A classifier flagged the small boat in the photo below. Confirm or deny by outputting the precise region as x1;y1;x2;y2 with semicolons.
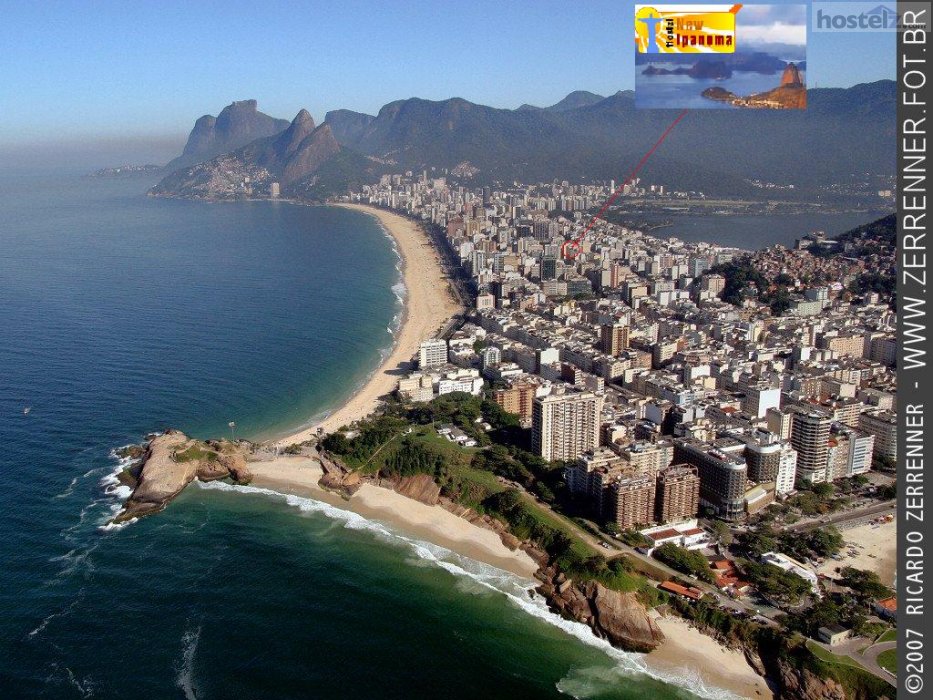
23;407;31;415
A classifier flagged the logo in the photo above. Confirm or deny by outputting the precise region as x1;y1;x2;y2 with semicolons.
635;4;742;54
812;2;930;32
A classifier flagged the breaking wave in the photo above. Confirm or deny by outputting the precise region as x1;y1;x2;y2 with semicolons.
195;480;739;699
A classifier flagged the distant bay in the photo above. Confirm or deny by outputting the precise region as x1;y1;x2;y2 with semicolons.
638;209;891;250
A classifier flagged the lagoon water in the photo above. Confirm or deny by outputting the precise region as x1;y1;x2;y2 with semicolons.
0;174;712;699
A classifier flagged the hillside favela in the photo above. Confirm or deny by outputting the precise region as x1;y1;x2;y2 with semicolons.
1;3;905;700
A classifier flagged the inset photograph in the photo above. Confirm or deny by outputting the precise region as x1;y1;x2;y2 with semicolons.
635;4;807;109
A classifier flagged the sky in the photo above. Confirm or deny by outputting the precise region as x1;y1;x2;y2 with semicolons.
738;3;807;47
0;0;895;157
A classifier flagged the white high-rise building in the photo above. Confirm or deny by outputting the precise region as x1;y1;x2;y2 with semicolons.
532;391;603;462
741;381;781;419
791;409;832;484
418;339;448;369
776;446;798;495
481;345;501;369
846;431;875;477
858;410;897;461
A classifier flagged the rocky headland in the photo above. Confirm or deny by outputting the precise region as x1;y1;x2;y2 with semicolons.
702;63;806;110
536;566;665;652
313;450;662;652
112;430;253;523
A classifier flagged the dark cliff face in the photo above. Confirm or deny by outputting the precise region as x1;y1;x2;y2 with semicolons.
182;115;218;158
281;124;341;185
165;100;291;172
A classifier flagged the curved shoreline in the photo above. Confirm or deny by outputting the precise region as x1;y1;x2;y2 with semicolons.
275;203;462;445
255;202;768;698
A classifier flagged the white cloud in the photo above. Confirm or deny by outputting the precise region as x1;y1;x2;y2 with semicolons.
741;21;807;46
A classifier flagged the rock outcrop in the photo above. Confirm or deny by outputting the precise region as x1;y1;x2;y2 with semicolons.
318;451;362;497
393;474;441;505
774;657;848;700
165;100;291;172
536;567;664;652
112;431;253;523
781;62;804;87
114;431;196;522
151;109;342;199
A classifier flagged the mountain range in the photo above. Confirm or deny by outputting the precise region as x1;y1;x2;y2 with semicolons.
151;81;896;200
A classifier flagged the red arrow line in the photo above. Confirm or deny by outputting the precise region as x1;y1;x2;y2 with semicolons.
561;108;689;260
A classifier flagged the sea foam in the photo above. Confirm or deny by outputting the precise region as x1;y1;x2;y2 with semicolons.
175;621;202;700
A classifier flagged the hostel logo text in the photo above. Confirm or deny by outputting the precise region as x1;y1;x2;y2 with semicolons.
635;4;743;54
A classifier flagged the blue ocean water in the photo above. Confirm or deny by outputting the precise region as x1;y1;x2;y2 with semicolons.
0;174;707;699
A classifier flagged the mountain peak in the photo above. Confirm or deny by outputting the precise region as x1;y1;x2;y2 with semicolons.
166;99;291;173
275;110;317;158
545;90;606;112
293;108;315;126
225;99;258;112
781;63;803;87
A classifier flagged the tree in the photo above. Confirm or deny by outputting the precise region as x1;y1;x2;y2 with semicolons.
321;431;350;454
743;561;811;605
807;527;844;557
709;520;734;546
738;529;778;558
839;567;892;599
654;543;715;583
876;483;896;500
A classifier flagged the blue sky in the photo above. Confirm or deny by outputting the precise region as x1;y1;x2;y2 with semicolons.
0;0;894;148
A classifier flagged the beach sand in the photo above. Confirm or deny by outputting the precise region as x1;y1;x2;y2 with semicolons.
277;203;462;444
248;457;538;579
250;205;767;697
649;615;774;699
816;520;896;586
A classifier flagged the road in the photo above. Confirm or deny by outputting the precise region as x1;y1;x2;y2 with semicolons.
783;501;895;533
813;637;896;687
859;640;897;684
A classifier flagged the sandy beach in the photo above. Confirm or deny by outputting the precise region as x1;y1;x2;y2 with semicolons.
277;203;462;444
247;205;770;697
247;456;538;579
649;615;774;699
816;520;896;586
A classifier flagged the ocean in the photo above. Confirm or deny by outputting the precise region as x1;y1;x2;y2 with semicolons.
2;174;882;698
0;173;713;699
